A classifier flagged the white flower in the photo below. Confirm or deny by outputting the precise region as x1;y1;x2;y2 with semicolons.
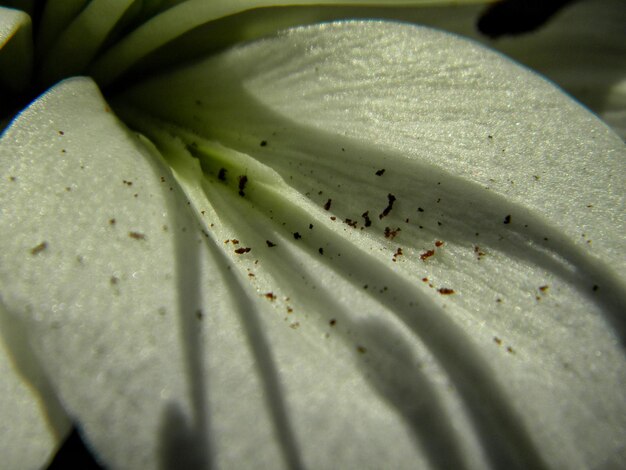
1;1;624;469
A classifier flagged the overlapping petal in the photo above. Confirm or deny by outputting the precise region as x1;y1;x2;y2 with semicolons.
1;9;625;470
38;0;138;86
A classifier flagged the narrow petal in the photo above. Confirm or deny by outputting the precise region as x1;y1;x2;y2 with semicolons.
39;0;138;87
119;21;626;468
35;0;88;61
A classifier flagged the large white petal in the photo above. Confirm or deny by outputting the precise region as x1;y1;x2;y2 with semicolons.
2;20;625;470
118;21;626;468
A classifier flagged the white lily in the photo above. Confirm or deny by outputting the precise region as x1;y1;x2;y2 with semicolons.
1;1;624;469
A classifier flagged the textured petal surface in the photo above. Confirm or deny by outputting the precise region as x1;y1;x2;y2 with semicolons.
120;0;626;139
88;0;490;86
471;0;626;139
119;21;626;468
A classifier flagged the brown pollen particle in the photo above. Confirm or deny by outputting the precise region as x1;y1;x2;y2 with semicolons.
362;211;372;227
438;288;455;295
379;193;396;219
30;242;48;255
129;231;146;240
384;227;401;239
238;175;248;197
234;247;251;254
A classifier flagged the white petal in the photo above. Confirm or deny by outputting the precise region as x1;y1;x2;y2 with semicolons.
118;21;626;468
88;0;490;86
103;0;626;137
0;77;225;468
0;6;32;93
3;77;400;469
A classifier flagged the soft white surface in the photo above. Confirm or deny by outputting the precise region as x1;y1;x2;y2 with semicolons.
1;21;625;469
